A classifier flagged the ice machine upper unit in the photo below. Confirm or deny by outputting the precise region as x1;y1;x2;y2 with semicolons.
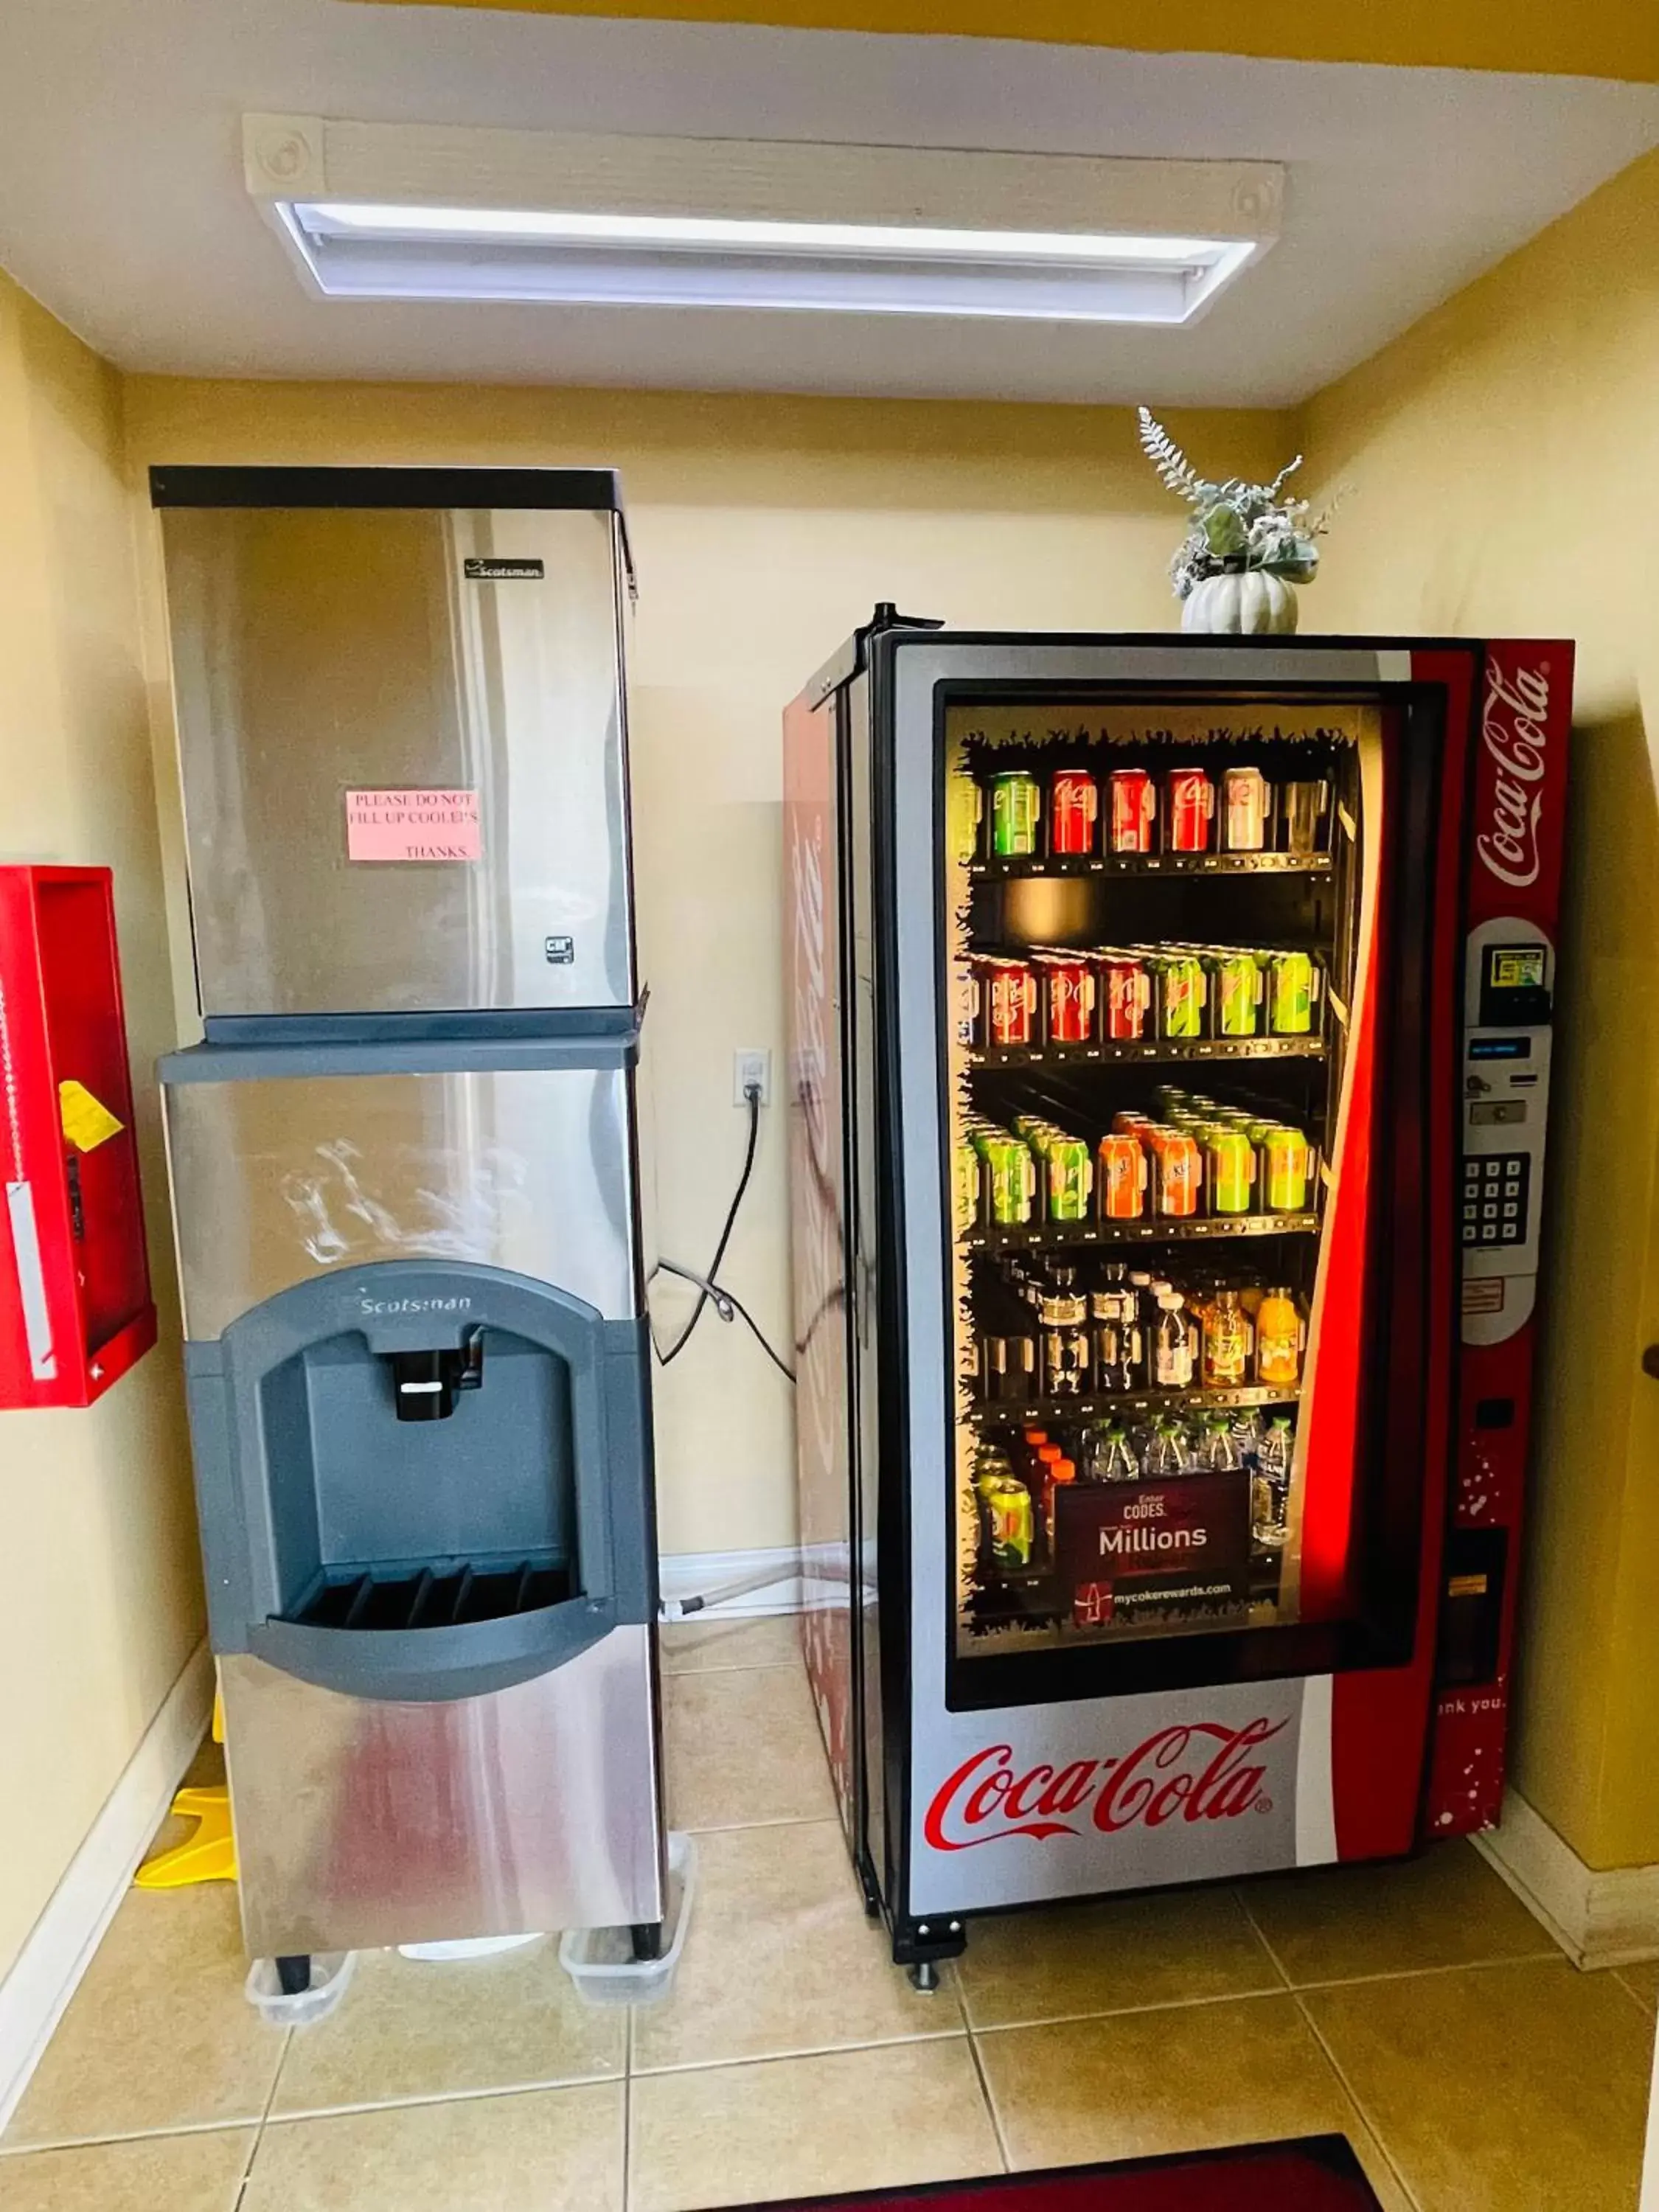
150;466;637;1026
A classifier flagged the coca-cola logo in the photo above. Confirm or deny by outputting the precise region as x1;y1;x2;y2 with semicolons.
923;1717;1288;1852
1477;658;1551;889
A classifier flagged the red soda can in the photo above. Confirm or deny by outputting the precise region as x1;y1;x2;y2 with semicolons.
1164;767;1214;853
985;959;1038;1048
1037;954;1096;1043
1107;768;1157;853
1097;954;1150;1040
1048;769;1098;856
1220;765;1270;852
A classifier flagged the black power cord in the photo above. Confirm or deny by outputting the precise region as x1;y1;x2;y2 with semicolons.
652;1085;795;1382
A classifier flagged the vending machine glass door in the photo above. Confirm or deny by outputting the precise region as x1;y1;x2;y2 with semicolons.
879;642;1465;1715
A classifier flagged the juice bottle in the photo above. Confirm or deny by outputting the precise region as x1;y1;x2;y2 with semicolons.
1256;1287;1304;1387
1200;1289;1253;1388
1044;1456;1077;1548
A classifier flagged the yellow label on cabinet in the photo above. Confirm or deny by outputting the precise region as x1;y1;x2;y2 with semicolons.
59;1079;124;1154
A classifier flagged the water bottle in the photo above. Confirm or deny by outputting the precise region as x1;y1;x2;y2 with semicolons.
1194;1414;1242;1473
1252;1414;1294;1548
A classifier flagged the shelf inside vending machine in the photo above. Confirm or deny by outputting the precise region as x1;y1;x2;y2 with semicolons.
971;850;1335;881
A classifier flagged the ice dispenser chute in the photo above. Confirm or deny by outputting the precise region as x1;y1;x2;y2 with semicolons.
183;1262;654;1706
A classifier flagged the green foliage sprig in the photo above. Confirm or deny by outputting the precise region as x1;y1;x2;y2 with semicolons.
1138;408;1342;602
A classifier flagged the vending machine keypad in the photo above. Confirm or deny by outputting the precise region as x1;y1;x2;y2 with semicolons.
1461;1154;1531;1247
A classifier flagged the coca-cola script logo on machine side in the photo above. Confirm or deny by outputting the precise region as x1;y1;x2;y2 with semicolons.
923;1719;1289;1852
1476;658;1552;891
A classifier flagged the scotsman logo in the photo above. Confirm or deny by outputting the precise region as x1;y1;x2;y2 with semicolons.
1476;658;1551;889
358;1295;473;1316
923;1718;1289;1852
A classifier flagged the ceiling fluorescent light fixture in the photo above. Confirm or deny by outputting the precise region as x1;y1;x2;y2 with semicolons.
246;117;1282;327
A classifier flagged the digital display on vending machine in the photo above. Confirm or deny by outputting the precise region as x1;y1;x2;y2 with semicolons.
1478;941;1551;1027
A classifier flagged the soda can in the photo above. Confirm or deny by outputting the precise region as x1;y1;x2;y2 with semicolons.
1164;767;1214;853
1262;1126;1313;1213
1042;1136;1093;1222
981;1335;1037;1404
1206;1129;1258;1215
955;1141;981;1234
978;1135;1036;1225
1266;950;1320;1034
1097;1132;1147;1220
986;1477;1034;1568
1036;953;1096;1043
1220;765;1271;852
1281;779;1330;855
949;773;984;862
988;771;1042;857
1049;768;1098;856
1107;767;1157;853
1098;953;1150;1040
1156;954;1208;1040
984;959;1039;1047
1209;950;1262;1037
1149;1130;1203;1217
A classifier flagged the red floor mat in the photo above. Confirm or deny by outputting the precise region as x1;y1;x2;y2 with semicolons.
731;2138;1385;2211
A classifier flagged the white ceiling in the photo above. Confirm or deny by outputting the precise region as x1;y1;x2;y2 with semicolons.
2;0;1658;406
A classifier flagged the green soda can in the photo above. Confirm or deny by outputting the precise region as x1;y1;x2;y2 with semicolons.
1043;1136;1094;1222
955;1141;982;1234
1211;950;1262;1038
988;771;1042;858
1207;1129;1258;1215
1263;1126;1312;1212
1157;954;1208;1040
1266;950;1319;1034
978;1135;1036;1225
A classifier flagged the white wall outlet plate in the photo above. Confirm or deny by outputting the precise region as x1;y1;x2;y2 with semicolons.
733;1049;771;1107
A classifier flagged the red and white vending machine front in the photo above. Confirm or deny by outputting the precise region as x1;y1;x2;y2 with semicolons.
785;623;1570;1978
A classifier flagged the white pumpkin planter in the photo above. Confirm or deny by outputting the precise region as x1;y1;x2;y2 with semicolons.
1181;571;1299;636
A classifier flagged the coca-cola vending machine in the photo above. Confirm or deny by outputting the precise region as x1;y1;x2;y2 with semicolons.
784;613;1568;1982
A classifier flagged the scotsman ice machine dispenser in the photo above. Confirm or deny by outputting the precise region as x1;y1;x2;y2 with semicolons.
152;467;664;1969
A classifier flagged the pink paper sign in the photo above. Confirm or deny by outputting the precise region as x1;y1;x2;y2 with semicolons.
345;789;483;864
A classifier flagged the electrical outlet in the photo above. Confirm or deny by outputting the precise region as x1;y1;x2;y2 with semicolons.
733;1048;771;1107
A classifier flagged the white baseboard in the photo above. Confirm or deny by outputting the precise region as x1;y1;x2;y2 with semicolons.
658;1547;802;1618
0;1639;215;2132
1474;1787;1659;1970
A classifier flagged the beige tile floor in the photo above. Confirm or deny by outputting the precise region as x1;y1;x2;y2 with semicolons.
2;1619;1655;2211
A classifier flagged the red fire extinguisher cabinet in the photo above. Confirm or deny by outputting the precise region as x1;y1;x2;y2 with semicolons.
0;867;157;1408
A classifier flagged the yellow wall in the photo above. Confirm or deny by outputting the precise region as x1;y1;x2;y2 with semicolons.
1303;147;1659;1871
0;273;204;1978
122;378;1292;1559
348;0;1659;84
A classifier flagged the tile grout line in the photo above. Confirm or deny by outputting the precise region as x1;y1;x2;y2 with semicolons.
255;2067;632;2128
1612;1969;1657;2024
234;2023;293;2209
1279;1950;1562;1994
1290;1989;1425;2212
1231;1883;1293;1990
961;2021;1013;2175
622;2002;634;2212
630;2025;971;2081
